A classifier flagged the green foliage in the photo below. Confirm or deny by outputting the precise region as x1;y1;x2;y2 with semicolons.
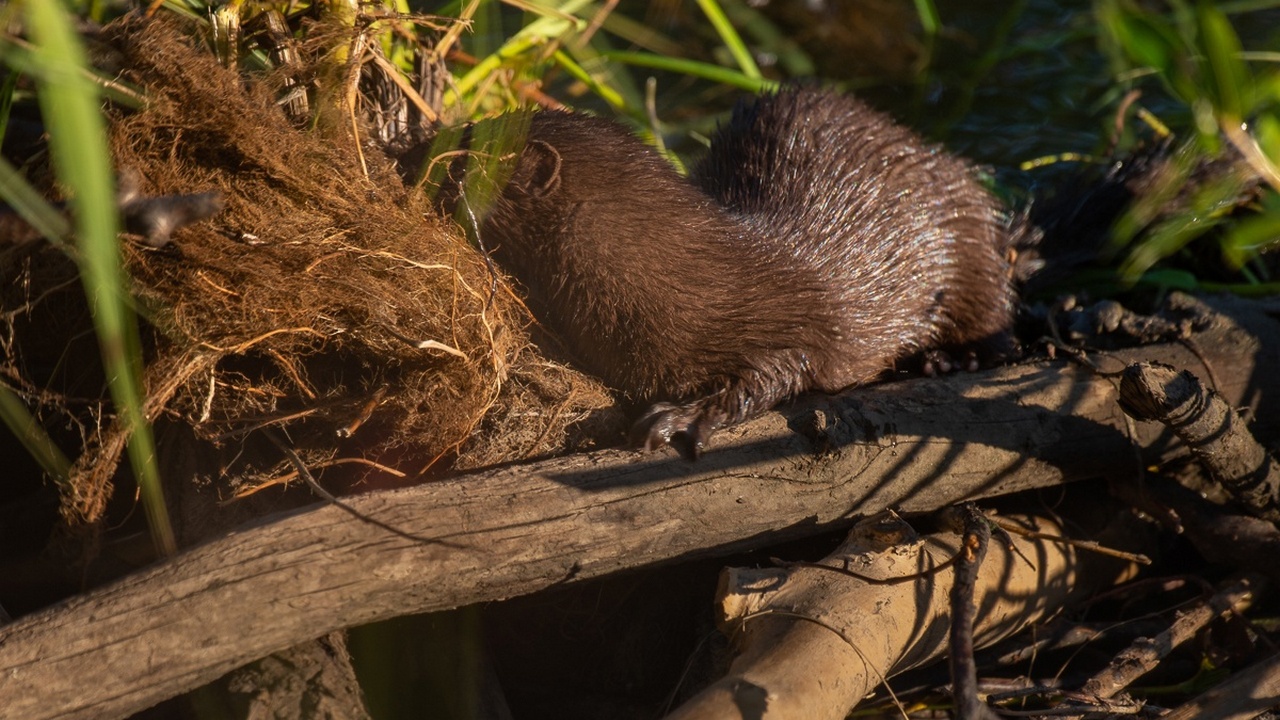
0;384;72;490
691;0;761;80
1096;0;1280;286
449;110;533;233
165;0;780;129
0;155;72;243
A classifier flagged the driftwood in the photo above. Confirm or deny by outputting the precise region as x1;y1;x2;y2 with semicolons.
1;294;1279;720
1119;361;1280;521
665;511;1141;720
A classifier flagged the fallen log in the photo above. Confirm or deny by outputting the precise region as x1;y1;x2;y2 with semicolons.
664;511;1142;720
1;294;1278;720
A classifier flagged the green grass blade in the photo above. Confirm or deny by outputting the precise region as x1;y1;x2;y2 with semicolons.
0;33;147;110
0;383;72;489
601;50;776;92
719;0;814;77
24;0;176;556
451;0;592;100
570;25;647;113
552;49;627;110
0;155;72;245
453;34;542;99
1197;3;1252;118
693;0;760;80
597;11;684;57
913;0;941;34
156;0;210;21
0;69;19;146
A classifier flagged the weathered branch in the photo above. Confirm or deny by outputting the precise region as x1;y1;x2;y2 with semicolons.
947;506;1002;720
1;294;1278;720
1079;575;1260;698
1119;361;1280;521
665;512;1138;720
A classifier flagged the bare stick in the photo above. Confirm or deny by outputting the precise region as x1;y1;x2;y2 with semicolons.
947;505;1000;720
1119;361;1280;522
1079;575;1260;700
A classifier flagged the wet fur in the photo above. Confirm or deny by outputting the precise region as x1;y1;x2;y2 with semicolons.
453;87;1015;456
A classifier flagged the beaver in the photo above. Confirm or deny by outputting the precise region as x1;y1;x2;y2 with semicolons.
438;86;1016;457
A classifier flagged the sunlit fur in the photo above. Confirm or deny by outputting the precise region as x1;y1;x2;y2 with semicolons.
467;86;1015;451
692;86;1014;389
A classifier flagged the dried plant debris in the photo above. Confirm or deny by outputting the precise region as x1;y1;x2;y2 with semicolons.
0;16;613;536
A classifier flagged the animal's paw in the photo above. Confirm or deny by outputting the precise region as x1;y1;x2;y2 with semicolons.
630;402;724;460
920;349;980;376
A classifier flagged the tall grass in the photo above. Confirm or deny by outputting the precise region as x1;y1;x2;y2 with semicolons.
16;0;176;555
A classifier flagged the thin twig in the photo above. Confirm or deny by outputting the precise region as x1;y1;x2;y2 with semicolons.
948;504;1000;720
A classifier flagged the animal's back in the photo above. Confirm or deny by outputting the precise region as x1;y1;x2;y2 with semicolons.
692;86;1015;391
471;111;837;403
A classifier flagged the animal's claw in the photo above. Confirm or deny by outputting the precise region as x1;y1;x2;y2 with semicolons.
631;402;720;460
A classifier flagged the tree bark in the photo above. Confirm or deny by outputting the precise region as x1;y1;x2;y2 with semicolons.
1119;361;1280;521
665;512;1141;720
1;293;1278;720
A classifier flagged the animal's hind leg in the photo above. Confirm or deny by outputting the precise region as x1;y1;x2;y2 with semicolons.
631;356;812;459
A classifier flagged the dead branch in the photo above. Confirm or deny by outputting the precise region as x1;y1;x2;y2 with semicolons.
1119;361;1280;522
1079;575;1260;701
947;505;1002;720
663;512;1137;720
0;294;1278;720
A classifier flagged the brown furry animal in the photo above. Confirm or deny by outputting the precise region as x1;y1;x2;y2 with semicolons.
443;87;1015;457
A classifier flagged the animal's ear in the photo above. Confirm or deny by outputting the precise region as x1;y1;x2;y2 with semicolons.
512;139;561;197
